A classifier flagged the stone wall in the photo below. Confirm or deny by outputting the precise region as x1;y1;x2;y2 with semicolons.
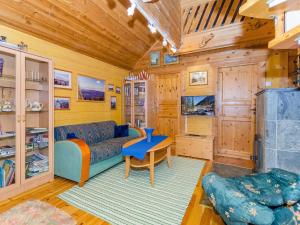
257;88;300;173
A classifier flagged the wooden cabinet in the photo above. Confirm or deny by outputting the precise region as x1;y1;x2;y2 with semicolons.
124;80;148;128
0;46;53;201
175;135;214;160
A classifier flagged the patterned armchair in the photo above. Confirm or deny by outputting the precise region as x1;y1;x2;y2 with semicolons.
202;168;300;225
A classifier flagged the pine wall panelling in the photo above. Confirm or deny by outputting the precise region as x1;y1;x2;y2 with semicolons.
0;25;127;126
134;42;272;158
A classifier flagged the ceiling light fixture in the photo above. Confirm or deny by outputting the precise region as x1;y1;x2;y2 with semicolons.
129;0;177;50
170;45;177;53
162;38;168;47
127;2;136;16
147;23;157;33
295;36;300;46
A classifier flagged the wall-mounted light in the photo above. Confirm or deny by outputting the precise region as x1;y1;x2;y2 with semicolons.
127;2;136;16
148;23;157;33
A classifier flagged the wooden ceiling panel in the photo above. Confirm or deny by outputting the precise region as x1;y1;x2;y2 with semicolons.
135;0;181;48
0;0;157;69
182;0;249;35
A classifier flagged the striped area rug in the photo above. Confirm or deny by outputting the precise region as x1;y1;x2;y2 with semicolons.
59;156;205;225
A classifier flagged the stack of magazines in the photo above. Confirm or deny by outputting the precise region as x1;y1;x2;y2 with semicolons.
26;153;49;178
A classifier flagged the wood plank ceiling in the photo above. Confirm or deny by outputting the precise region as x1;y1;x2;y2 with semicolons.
135;0;181;48
0;0;158;69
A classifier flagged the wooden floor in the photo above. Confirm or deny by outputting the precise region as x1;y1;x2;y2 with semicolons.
0;160;223;225
214;155;254;169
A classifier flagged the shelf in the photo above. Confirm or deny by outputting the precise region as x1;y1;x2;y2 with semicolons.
239;0;300;19
0;76;48;91
0;111;15;114
26;110;48;113
0;76;16;88
0;133;16;139
268;25;300;49
26;130;48;135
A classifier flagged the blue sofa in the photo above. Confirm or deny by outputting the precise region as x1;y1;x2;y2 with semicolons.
203;169;300;225
54;121;142;185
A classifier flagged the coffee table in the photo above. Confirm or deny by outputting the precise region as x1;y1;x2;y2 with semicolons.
123;136;173;186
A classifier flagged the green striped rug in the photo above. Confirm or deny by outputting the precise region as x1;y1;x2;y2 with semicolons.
59;156;205;225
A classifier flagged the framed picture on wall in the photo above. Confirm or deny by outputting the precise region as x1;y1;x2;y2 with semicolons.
54;97;70;110
110;96;117;110
54;69;72;89
164;53;179;65
189;71;208;85
116;86;121;94
77;75;105;102
149;51;160;67
108;84;114;92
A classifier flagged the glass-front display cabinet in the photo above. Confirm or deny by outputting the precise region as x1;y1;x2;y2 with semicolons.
124;80;148;128
0;46;53;201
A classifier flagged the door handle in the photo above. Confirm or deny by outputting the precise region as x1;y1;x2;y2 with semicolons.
17;115;21;123
22;115;26;123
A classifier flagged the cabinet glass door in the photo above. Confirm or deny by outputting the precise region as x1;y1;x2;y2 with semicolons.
23;55;50;180
124;82;132;126
134;82;146;128
0;47;20;189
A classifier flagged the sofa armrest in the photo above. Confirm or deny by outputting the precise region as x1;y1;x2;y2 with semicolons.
54;140;83;183
129;127;145;138
203;173;274;225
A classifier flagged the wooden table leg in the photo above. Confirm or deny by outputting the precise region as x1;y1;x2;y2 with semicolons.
149;151;154;187
125;156;131;179
167;146;172;168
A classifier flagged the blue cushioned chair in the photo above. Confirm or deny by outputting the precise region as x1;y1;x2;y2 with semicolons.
202;168;300;225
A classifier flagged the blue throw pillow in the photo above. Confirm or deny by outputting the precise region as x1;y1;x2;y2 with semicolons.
66;133;78;139
114;125;129;138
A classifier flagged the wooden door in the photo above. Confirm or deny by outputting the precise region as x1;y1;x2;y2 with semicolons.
156;74;180;140
217;65;258;160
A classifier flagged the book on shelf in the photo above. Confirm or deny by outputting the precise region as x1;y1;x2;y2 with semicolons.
0;145;16;157
0;159;15;188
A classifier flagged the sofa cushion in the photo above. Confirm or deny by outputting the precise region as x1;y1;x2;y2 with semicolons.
54;121;116;145
90;136;134;164
94;121;116;142
114;125;129;138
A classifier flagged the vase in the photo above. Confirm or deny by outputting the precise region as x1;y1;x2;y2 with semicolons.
0;58;3;76
144;128;154;143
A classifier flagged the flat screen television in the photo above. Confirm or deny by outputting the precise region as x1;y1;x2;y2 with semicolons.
181;96;215;116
